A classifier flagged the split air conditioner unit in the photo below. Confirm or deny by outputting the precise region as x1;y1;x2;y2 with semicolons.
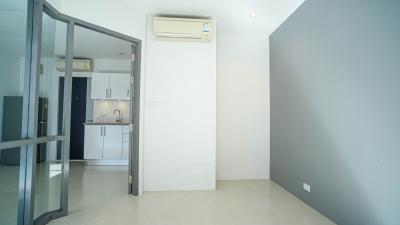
56;59;93;72
153;17;214;43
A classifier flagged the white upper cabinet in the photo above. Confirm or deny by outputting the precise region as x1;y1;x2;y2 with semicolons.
90;73;130;100
91;73;110;99
109;73;130;100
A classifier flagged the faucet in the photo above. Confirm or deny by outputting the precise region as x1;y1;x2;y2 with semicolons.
113;108;121;123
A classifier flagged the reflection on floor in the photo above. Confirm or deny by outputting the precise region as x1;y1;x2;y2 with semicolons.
34;161;62;219
48;162;336;225
0;161;62;225
0;164;19;225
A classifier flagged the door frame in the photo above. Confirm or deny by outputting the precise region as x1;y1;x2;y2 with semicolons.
0;0;142;224
42;0;142;219
41;1;142;224
42;0;142;192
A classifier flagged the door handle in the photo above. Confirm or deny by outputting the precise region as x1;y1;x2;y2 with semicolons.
100;126;103;136
110;89;112;98
127;89;130;97
104;126;106;136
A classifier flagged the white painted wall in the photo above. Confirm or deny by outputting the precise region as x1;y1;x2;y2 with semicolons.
59;1;218;191
216;33;270;180
56;0;303;191
143;16;216;191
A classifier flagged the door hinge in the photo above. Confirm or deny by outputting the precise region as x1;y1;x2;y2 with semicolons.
131;54;135;62
129;124;134;132
128;175;133;184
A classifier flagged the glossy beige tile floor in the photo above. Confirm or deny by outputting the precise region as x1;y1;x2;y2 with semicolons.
49;162;336;225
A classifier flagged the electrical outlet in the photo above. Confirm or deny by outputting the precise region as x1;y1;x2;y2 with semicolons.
303;182;311;193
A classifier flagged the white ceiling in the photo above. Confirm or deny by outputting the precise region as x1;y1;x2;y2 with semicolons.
1;0;304;59
118;0;305;35
64;0;304;59
73;26;132;60
52;23;132;59
65;0;304;59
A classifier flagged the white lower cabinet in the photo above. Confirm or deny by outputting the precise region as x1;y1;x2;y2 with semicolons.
84;125;130;163
122;128;129;160
103;125;123;159
84;125;103;159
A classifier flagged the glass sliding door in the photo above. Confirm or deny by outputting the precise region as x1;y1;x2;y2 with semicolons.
38;13;67;138
0;146;27;225
34;141;64;220
0;0;31;224
1;0;141;224
33;12;67;222
32;7;70;225
1;0;71;224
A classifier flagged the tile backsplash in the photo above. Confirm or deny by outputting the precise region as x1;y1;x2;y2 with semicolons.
93;100;130;123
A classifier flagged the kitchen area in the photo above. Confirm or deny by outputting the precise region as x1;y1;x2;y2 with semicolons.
83;72;131;166
57;24;135;167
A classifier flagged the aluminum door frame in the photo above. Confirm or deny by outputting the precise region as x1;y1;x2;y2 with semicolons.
0;0;142;224
35;1;142;225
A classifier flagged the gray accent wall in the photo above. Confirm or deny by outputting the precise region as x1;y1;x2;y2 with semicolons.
270;1;400;225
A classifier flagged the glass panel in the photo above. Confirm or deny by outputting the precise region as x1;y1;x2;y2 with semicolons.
38;13;67;137
73;25;132;122
34;12;68;221
34;141;63;219
1;0;29;223
0;0;29;143
0;146;25;225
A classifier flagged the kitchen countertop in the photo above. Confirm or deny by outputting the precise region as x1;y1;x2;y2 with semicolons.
84;122;130;126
